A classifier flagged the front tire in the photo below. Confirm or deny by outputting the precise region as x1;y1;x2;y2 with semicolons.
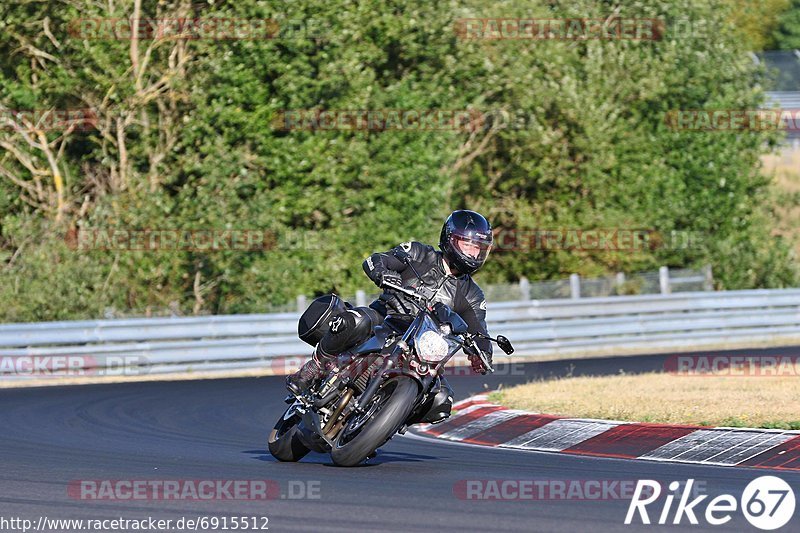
331;376;418;467
268;409;310;462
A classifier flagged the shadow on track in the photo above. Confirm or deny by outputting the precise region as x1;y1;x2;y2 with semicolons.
244;448;437;466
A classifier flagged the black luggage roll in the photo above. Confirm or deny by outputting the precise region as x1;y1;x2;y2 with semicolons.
298;294;348;346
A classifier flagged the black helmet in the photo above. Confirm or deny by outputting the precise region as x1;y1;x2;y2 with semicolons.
439;210;493;275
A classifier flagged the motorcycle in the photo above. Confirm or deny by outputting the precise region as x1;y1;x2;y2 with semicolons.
268;276;515;467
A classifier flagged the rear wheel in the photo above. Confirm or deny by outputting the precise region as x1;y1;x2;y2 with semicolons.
330;376;418;467
268;408;310;462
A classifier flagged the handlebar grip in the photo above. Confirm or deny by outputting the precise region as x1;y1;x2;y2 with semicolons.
477;350;494;374
464;335;494;374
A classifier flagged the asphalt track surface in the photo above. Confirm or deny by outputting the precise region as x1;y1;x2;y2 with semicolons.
2;347;800;532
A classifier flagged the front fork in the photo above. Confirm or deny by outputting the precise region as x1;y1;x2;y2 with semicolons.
352;342;403;413
352;339;430;414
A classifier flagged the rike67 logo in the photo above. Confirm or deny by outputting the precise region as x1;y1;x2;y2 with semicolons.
625;477;795;530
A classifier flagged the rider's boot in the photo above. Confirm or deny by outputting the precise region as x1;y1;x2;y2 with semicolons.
286;346;329;395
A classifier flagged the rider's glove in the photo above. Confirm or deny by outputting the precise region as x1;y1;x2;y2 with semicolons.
380;291;414;315
379;271;403;290
468;353;488;375
464;344;489;375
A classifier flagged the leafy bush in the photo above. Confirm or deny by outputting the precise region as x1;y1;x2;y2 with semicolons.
0;0;795;322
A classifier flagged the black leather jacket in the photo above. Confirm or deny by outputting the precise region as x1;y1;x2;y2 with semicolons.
363;241;492;357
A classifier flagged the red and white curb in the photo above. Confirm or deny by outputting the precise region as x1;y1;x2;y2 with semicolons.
414;394;800;471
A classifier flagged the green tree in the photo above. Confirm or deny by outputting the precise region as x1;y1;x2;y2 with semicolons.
725;0;791;51
0;0;795;322
773;0;800;49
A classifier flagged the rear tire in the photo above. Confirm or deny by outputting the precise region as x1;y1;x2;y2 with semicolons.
268;410;310;462
330;376;418;467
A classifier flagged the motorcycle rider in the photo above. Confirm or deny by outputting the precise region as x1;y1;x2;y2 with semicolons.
286;209;495;395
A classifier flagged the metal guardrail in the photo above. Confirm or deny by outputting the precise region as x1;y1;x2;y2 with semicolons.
98;266;712;318
2;288;800;379
756;50;800;93
764;91;800;144
315;266;711;313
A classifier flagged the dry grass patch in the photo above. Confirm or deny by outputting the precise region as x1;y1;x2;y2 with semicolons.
492;372;800;429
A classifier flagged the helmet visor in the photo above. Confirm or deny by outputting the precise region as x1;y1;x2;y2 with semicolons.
452;234;492;263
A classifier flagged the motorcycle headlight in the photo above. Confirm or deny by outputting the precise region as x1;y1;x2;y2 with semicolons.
416;330;450;363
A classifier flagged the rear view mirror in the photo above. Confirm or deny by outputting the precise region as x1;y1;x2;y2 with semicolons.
496;335;514;355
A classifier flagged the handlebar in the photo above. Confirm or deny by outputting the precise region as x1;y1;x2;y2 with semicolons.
383;280;495;373
381;280;418;299
381;281;435;313
463;335;494;374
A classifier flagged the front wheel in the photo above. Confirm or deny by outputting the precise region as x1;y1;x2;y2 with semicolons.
268;408;310;462
330;376;418;467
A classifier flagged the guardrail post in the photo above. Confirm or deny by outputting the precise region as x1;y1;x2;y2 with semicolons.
703;264;713;291
570;273;581;299
519;277;531;300
296;295;307;313
659;266;671;294
356;290;367;306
